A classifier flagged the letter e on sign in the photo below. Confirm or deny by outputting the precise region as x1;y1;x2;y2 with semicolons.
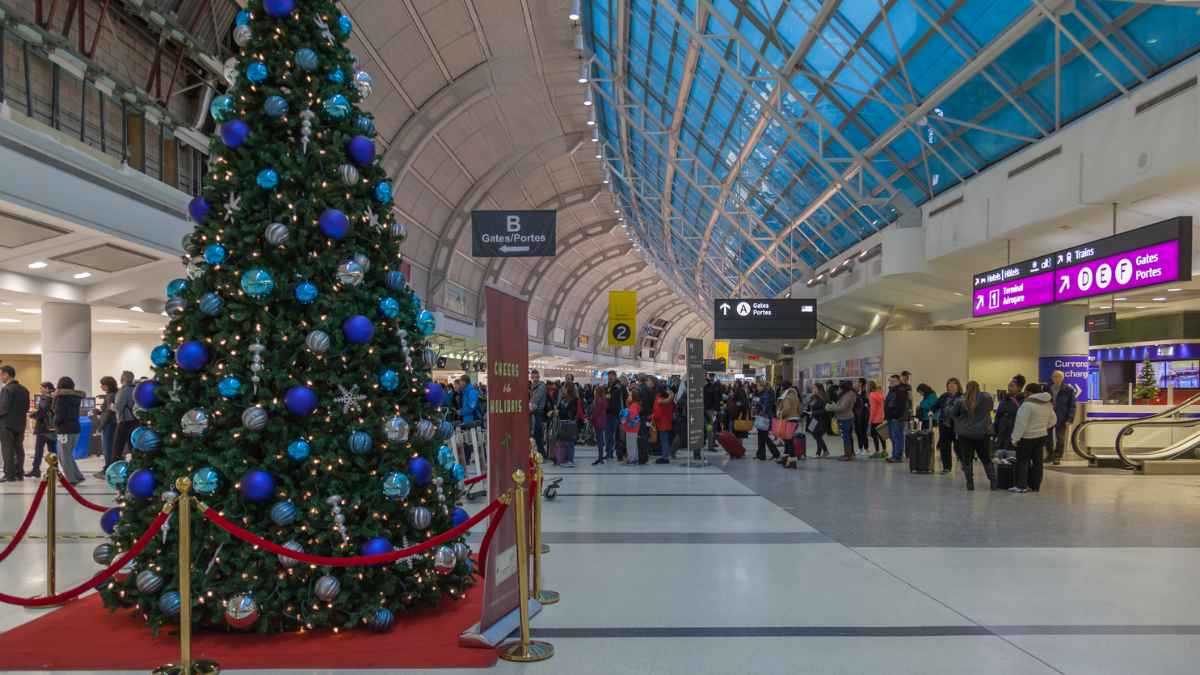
506;215;521;233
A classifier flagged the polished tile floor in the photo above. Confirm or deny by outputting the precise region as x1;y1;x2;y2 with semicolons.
1;444;1199;674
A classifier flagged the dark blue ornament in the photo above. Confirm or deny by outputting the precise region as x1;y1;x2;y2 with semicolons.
295;48;318;72
221;120;250;149
246;61;268;84
360;537;392;561
270;500;298;526
101;507;121;534
294;282;318;304
355;115;375;134
409;457;433;486
264;95;288;118
175;341;209;372
210;94;235;123
319;209;349;240
374;181;392;204
323;94;350;119
378;369;399;391
424;382;444;405
134;380;162;408
235;10;251;26
203;243;227;265
150;344;173;368
199;292;223;317
327;68;345;84
192;467;219;495
131;427;161;453
385;271;406;291
348;430;372;455
263;0;295;18
452;506;469;527
342;315;374;344
284;385;318;416
256;168;279;189
286;439;311;461
127;468;156;499
239;469;275;503
159;591;182;619
166;278;187;298
439;421;455;440
188;196;210;224
337;14;353;36
378;296;400;319
369;608;394;632
240;267;276;298
218;376;243;398
346;135;375;166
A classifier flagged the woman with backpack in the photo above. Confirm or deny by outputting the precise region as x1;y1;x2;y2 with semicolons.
776;381;803;464
951;380;995;491
552;383;584;468
52;377;86;484
932;378;963;475
829;381;858;461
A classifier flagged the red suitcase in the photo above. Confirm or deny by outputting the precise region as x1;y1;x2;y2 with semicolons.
717;431;746;459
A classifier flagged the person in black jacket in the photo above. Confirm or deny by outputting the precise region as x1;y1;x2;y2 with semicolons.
52;377;86;484
884;374;911;463
596;370;626;463
0;366;31;482
637;375;657;464
1046;370;1077;465
703;374;722;450
27;382;57;478
993;378;1024;454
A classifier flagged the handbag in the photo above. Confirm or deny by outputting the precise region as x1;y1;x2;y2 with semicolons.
807;417;821;434
772;418;797;440
733;416;753;433
649;427;659;443
754;415;770;432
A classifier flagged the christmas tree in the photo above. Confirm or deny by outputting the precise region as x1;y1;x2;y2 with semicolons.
100;0;472;634
1135;358;1159;402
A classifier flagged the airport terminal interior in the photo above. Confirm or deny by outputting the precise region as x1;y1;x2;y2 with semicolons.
3;0;1200;673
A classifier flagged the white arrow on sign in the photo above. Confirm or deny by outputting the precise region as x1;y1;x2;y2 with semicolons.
499;245;530;253
1058;275;1070;294
719;302;731;316
975;295;984;310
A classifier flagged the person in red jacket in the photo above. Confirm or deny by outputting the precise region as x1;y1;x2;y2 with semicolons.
651;389;675;465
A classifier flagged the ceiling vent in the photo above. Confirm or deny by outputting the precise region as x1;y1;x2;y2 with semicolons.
1135;76;1197;116
1007;146;1062;180
51;244;158;273
0;212;70;249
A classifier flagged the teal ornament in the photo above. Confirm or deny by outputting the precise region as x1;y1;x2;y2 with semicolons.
437;445;455;469
381;472;411;500
348;430;372;455
105;460;129;489
374;181;392;204
150;344;173;367
203;243;227;265
270;500;298;526
166;278;187;298
355;115;375;134
192;467;219;495
240;267;275;298
378;296;400;318
337;14;353;36
256;168;279;189
246;61;268;84
323;94;349;119
264;95;288;118
417;309;437;336
199;292;223;317
378;369;399;391
210;94;235;123
411;294;423;312
295;48;318;72
327;68;345;84
452;463;466;481
294;282;318;304
385;271;406;291
217;377;243;398
286;439;311;461
131;428;161;453
235;9;251;26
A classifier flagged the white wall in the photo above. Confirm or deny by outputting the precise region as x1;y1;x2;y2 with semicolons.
967;326;1040;395
0;331;158;394
883;330;969;394
793;334;884;384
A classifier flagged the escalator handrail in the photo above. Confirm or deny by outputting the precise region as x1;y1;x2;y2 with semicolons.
1070;391;1200;462
1113;416;1200;468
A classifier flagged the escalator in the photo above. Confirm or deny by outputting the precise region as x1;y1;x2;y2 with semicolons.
1070;392;1200;469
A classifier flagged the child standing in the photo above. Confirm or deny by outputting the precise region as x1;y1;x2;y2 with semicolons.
652;389;675;464
622;393;641;466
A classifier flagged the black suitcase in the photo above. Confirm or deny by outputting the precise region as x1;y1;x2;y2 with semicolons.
994;462;1015;490
906;430;933;473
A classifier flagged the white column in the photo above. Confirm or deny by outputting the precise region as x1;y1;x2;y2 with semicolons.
41;302;92;394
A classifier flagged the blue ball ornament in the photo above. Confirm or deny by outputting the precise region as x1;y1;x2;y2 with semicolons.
385;271;406;291
295;48;318;72
159;591;182;619
318;209;349;240
199;292;223;317
175;341;209;372
284;385;318;416
437;445;455;469
150;344;173;368
270;500;298;526
360;537;392;560
101;507;121;534
327;68;345;84
382;472;411;500
192;467;220;495
240;267;276;298
378;296;400;319
378;369;399;391
188;196;210;224
452;506;469;526
235;9;251;26
294;281;318;304
345;135;375;166
256;168;279;189
452;463;467;482
439;421;454;440
348;430;373;455
323;93;350;119
203;243;227;265
286;439;311;461
217;376;243;398
134;380;161;408
131;427;161;453
417;309;437;336
263;0;295;18
342;315;375;344
337;14;353;36
246;61;268;84
355;115;375;134
210;94;235;123
239;470;275;503
166;278;187;298
424;382;444;405
264;95;288;118
374;181;392;204
369;608;394;633
221;120;250;149
409;457;433;486
105;461;129;489
127;468;156;499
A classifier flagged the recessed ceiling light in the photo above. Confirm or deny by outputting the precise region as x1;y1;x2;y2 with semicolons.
73;272;91;279
1099;305;1111;309
0;302;11;306
1114;297;1127;301
1153;297;1167;302
1000;321;1011;325
1168;288;1183;292
97;319;128;324
1030;322;1039;326
27;261;48;269
16;308;41;314
0;319;21;324
913;303;925;308
129;306;145;313
1135;306;1147;309
953;291;964;296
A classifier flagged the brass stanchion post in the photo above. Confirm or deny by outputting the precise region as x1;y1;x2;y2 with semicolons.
44;454;58;600
154;478;220;675
530;457;558;605
498;470;553;663
530;452;550;555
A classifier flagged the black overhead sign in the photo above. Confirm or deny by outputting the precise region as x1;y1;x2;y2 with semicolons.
713;298;818;340
1084;312;1117;333
471;210;556;258
702;358;727;372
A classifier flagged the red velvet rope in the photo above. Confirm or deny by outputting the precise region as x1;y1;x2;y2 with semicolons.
463;473;487;486
473;499;508;579
57;473;109;512
0;510;169;607
0;480;47;563
201;498;504;567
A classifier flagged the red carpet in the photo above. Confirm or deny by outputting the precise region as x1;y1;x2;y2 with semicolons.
0;592;497;671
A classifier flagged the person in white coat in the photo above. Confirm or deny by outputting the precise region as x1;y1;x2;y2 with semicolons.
1009;382;1057;493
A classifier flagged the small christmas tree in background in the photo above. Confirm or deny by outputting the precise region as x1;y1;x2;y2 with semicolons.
1135;358;1159;402
100;0;472;634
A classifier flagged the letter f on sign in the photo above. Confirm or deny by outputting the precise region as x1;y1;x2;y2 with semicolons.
506;215;521;233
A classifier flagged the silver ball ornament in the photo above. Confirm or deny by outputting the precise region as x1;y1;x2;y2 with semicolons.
233;24;252;48
136;570;165;594
241;406;268;432
389;221;407;240
409;505;432;530
434;545;457;574
383;415;409;442
416;419;436;441
180;408;210;437
165;296;187;318
314;575;341;602
224;593;259;630
277;540;303;567
423;348;437;369
305;330;331;354
186;260;205;280
265;222;289;247
222;57;239;86
353;70;374;98
352;252;371;274
93;543;115;565
336;260;365;287
452;542;471;564
338;164;359;186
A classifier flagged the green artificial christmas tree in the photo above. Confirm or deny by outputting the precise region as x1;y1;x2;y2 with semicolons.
100;0;472;634
1135;358;1160;402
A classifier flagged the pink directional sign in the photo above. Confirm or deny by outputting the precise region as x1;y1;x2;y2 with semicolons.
973;270;1055;317
1054;240;1181;302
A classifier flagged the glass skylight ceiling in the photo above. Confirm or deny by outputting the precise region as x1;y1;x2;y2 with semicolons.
587;0;1200;302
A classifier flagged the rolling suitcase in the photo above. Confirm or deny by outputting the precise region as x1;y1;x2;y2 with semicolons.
717;431;746;459
906;430;933;473
994;462;1015;490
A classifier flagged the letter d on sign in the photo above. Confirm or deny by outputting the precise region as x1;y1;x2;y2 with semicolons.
506;215;521;233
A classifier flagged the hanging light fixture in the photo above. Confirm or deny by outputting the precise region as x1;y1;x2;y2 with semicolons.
578;61;590;84
591;127;600;143
574;25;584;52
569;0;581;21
587;108;596;126
583;88;593;107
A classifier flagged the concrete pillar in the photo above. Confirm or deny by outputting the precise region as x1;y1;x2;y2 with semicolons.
1038;304;1089;398
41;302;92;394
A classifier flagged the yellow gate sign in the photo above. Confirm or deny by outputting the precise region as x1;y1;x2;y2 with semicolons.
607;291;637;346
714;340;729;367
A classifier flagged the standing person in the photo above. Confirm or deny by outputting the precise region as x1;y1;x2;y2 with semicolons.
854;378;870;456
92;376;118;478
830;381;858;461
637;375;657;465
754;378;781;461
52;376;86;485
27;382;57;478
1009;382;1056;493
1047;370;1077;465
529;369;548;458
952;381;996;491
457;375;480;465
651;388;675;464
0;366;31;482
703;374;722;450
915;384;938;431
807;383;830;458
111;371;139;465
868;380;886;457
622;391;641;466
993;379;1024;455
884;374;911;463
932;378;963;475
554;383;583;468
777;381;803;463
602;370;627;462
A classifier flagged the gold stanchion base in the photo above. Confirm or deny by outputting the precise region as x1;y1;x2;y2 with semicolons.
498;640;554;662
152;659;221;675
541;543;550;554
536;589;560;605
